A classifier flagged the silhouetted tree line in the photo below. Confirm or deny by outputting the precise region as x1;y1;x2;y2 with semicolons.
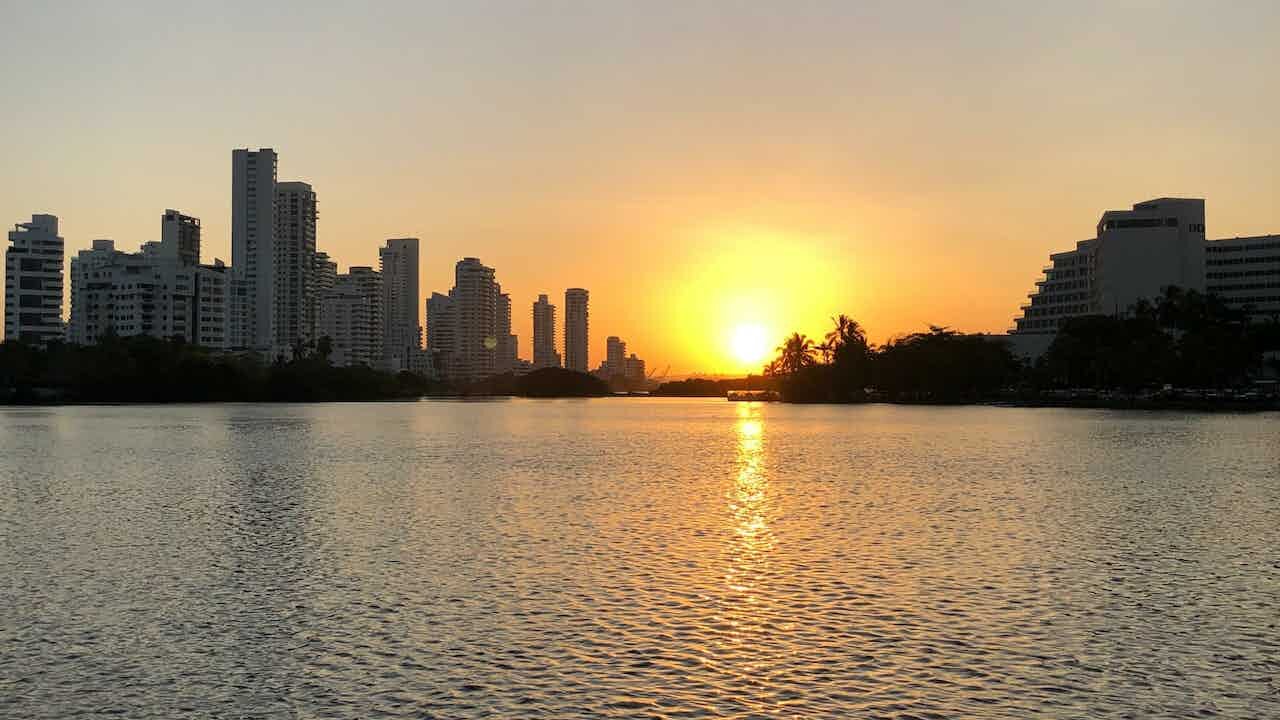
1038;287;1280;390
758;316;1020;403
651;375;775;397
0;334;441;404
663;287;1280;404
459;367;610;397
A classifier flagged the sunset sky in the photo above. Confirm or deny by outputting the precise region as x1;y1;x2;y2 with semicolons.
4;1;1280;374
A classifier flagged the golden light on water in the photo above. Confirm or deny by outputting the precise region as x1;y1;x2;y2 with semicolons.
730;404;773;556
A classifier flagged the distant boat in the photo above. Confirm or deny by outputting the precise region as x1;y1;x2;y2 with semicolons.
727;390;779;402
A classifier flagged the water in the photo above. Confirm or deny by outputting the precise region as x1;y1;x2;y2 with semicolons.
1;399;1277;718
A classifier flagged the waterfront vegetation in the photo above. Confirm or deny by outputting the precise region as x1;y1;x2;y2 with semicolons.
4;288;1278;406
658;287;1280;405
0;335;439;403
459;367;609;397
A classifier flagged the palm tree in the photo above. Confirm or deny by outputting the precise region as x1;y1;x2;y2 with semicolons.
774;333;817;375
825;314;868;359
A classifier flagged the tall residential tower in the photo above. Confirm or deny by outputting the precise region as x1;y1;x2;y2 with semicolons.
232;148;277;352
532;294;560;369
380;238;421;371
564;288;589;372
274;180;317;353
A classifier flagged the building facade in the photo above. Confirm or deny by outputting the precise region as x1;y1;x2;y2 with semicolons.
1013;198;1279;341
161;209;201;267
231;148;277;352
606;336;626;377
564;288;589;372
379;238;421;372
311;251;337;341
426;291;456;377
319;269;381;367
495;289;516;373
532;293;560;369
4;214;64;345
1205;235;1280;320
274;180;316;355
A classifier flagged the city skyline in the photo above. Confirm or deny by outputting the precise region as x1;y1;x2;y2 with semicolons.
4;3;1280;372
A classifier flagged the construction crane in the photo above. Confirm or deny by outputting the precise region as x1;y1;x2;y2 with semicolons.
647;364;671;382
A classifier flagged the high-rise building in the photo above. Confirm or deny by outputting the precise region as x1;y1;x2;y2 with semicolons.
274;181;316;354
495;289;516;373
232;148;277;352
161;210;201;267
319;268;382;367
348;266;383;362
380;238;421;372
606;336;626;377
4;214;64;345
532;293;560;369
425;258;515;383
564;288;589;372
426;291;456;377
311;251;337;341
625;354;646;385
452;258;498;382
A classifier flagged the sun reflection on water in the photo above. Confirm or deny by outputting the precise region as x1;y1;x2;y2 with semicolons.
727;403;775;596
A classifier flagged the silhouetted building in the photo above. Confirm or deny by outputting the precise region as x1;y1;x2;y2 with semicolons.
311;251;337;340
380;238;421;372
532;293;560;369
625;354;646;385
496;289;516;373
161;210;201;267
319;267;382;367
68;237;229;348
426;291;456;377
274;180;316;353
606;336;626;377
5;214;64;345
564;288;588;372
232;147;277;352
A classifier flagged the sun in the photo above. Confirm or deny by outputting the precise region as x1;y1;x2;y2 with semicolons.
729;323;770;366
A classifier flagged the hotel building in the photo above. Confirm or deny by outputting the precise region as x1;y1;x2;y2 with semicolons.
1013;199;1279;348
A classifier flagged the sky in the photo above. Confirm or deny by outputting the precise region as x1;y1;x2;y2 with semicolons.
4;0;1280;374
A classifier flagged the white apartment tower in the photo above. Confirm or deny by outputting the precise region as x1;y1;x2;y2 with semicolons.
380;238;421;371
232;148;277;352
274;181;317;354
532;293;560;369
5;214;64;345
564;288;589;372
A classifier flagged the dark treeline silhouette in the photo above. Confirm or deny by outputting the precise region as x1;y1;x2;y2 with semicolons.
0;334;439;404
759;317;1020;403
667;288;1280;404
651;375;774;397
460;367;609;397
1040;287;1280;390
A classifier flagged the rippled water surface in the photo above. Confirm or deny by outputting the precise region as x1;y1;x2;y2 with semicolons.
1;400;1278;718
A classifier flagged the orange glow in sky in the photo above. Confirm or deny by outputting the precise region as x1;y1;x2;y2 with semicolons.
3;3;1280;373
